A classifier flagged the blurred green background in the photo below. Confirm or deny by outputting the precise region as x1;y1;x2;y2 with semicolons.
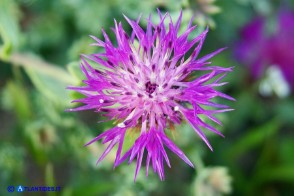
1;0;294;195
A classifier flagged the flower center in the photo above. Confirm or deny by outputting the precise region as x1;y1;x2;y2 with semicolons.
145;81;157;94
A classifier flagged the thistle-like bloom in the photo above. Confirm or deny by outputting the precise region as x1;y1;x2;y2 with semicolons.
68;11;233;180
235;10;294;92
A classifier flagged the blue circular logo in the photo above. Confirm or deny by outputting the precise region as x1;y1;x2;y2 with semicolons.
7;186;14;192
17;185;24;192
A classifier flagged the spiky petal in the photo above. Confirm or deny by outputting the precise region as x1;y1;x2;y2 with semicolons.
67;10;233;180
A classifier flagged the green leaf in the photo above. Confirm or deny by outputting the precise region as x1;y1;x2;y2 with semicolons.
279;137;294;165
0;0;20;60
254;166;294;186
25;66;71;106
228;118;280;158
121;128;140;155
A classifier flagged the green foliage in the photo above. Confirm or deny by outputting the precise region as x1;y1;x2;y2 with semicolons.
0;143;24;182
2;80;32;122
25;66;70;106
0;0;21;59
0;0;294;195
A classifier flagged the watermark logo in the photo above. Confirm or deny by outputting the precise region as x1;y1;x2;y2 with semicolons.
7;185;61;193
17;185;24;192
7;186;14;192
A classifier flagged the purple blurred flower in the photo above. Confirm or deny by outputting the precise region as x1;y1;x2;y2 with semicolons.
68;11;233;180
235;10;294;90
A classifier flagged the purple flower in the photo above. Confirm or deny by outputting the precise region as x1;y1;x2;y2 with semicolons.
235;10;294;90
67;10;233;180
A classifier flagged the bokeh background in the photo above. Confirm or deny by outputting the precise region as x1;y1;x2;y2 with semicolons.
1;0;294;195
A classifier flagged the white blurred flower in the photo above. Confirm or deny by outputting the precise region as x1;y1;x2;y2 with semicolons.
259;65;291;98
193;166;232;196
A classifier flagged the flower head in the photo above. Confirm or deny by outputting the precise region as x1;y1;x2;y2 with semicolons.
235;10;294;93
68;10;233;180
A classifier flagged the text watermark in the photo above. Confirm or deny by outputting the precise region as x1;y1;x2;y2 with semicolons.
7;185;61;193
